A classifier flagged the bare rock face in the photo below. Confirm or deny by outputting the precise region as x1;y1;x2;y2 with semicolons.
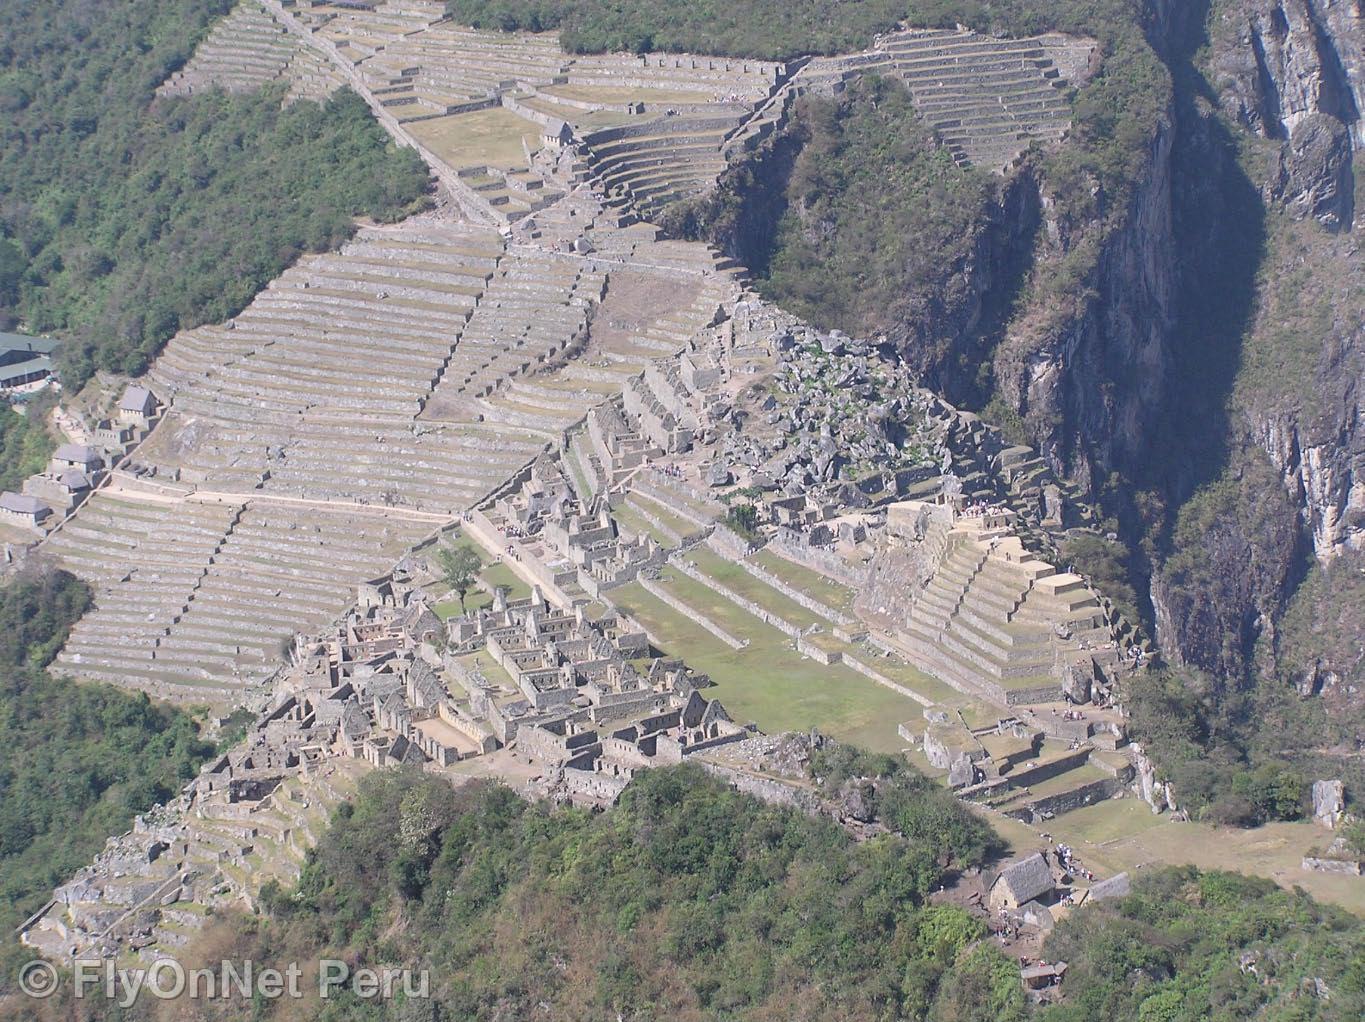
1150;452;1302;683
1212;0;1361;231
1213;0;1365;148
1312;778;1345;827
1266;112;1356;227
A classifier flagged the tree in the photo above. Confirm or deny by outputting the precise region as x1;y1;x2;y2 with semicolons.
726;503;760;539
437;543;482;611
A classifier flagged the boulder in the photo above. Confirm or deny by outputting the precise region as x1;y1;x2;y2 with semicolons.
1312;778;1345;828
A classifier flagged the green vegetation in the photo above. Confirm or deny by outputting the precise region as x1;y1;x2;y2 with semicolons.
758;77;996;349
448;0;912;59
436;541;483;612
87;759;1365;1021
1126;669;1313;827
433;534;531;617
0;0;431;389
751;548;855;611
1041;867;1365;1022
723;502;761;543
611;574;932;751
175;761;1006;1019
1278;554;1365;721
0;567;215;984
0;392;55;492
678;74;1000;380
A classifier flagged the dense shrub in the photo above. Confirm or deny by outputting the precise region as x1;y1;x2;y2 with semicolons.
1126;668;1312;826
0;392;55;492
119;761;1001;1020
1041;867;1365;1022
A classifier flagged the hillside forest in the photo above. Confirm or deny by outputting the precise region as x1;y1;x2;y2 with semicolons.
0;0;432;391
0;567;216;987
8;763;1362;1022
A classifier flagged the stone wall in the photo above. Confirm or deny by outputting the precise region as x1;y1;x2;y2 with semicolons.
768;529;869;588
736;556;853;626
840;649;933;707
637;575;745;648
670;555;805;640
707;523;758;560
696;761;822;814
1004;777;1126;823
1301;855;1364;875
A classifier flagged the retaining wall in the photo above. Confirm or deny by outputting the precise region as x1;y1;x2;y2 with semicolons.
637;575;745;649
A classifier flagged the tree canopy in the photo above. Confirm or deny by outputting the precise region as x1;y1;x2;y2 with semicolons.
142;762;1012;1020
1041;867;1365;1022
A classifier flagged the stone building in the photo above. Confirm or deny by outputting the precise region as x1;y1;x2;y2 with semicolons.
988;852;1056;912
0;491;52;528
118;386;159;429
50;443;105;475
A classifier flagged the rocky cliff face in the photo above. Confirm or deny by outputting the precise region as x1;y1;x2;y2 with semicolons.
1204;0;1363;561
1213;0;1364;148
1241;226;1364;561
1212;0;1361;231
1155;0;1361;687
991;117;1178;498
998;0;1361;691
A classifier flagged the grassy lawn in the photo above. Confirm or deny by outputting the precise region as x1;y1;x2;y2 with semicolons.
435;592;492;619
406;107;542;170
842;647;969;708
517;94;637;131
626;489;709;537
611;579;924;754
683;547;830;630
610;501;676;547
983;795;1365;918
454;648;516;690
437;534;534;610
750;548;856;612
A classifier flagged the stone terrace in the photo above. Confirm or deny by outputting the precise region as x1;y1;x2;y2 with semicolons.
360;23;570;121
873;28;1089;172
144;219;549;511
580;111;747;222
418;246;603;433
799;26;1095;173
159;1;298;98
858;502;1118;707
46;490;429;702
158;0;343;103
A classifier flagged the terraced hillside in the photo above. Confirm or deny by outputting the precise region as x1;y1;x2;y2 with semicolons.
359;22;570;120
872;28;1092;171
798;26;1095;172
46;489;431;702
46;196;739;705
21;759;366;964
39;7;1093;712
142;218;544;510
157;0;345;102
